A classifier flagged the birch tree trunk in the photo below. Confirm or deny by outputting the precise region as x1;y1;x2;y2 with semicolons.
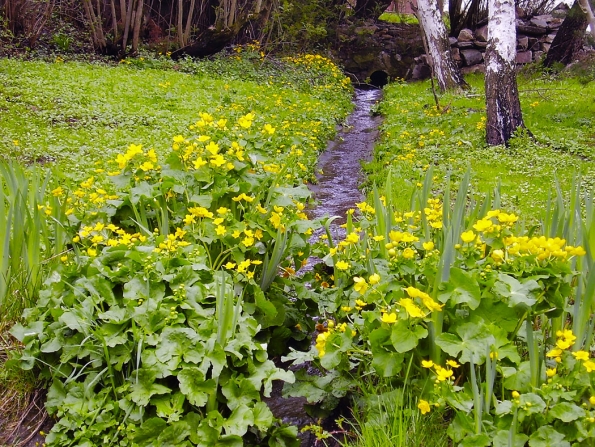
417;0;465;91
484;0;526;145
579;0;595;39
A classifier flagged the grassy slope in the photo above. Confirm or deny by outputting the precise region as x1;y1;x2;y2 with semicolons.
366;73;595;220
0;58;350;182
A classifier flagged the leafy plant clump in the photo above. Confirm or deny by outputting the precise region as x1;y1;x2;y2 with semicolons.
10;55;353;446
283;170;595;446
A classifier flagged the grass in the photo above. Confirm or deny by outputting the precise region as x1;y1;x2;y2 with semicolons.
0;54;351;183
378;12;419;25
364;72;595;221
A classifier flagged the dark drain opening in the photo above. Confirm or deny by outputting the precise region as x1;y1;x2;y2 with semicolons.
369;70;389;87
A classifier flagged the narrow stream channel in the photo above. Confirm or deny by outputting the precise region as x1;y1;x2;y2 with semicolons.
265;88;384;447
308;88;383;228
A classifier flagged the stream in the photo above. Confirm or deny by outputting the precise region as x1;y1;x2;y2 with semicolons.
265;88;383;447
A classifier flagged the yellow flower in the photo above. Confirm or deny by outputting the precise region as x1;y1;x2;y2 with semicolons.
381;312;397;324
224;262;236;269
402;247;415;259
422;360;434;368
398;298;425;318
573;351;590;361
590;396;595;405
423;241;434;251
491;249;505;263
461;230;476;243
512;391;520;399
546;368;557;377
369;273;381;285
584;360;595;373
193;157;207;169
418;400;431;414
353;277;368;294
335;260;350;271
446;360;460;368
435;366;453;381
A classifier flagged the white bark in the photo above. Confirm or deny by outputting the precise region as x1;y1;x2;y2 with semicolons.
578;0;595;38
485;0;526;145
486;0;516;73
417;0;464;91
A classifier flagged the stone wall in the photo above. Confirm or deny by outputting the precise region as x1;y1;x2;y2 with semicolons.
334;4;571;86
412;4;570;79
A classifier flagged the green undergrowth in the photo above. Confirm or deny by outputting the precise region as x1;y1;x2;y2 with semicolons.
0;51;354;446
364;73;595;219
0;49;352;183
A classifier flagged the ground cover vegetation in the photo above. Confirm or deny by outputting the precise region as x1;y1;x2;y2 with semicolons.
0;50;355;445
2;5;595;446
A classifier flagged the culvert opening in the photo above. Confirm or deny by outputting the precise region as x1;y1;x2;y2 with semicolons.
369;70;389;87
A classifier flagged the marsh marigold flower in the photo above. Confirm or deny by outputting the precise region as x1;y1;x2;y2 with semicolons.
418;400;431;414
381;312;397;324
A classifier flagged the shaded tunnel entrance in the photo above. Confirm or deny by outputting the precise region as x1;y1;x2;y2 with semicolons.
369;70;389;87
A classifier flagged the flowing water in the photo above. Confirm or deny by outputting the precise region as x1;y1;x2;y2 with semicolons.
266;88;383;446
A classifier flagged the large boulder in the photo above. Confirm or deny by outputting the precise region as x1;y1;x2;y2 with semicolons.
460;49;483;66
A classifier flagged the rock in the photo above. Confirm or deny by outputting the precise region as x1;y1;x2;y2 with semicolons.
411;63;431;81
451;47;461;64
474;41;488;48
414;54;429;65
517;36;529;51
516;24;547;36
533;51;544;61
475;25;488;42
541;42;551;52
544;33;556;43
516;6;527;18
530;16;549;28
528;37;539;50
516;51;532;64
449;37;458;46
457;41;475;49
458;28;474;42
547;18;563;29
461;64;486;75
460;48;483;66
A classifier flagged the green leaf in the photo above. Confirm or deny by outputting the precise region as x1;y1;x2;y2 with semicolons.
221;376;259;411
130;181;154;204
548;402;585;422
390;319;427;353
157;420;191;447
152;392;186;422
320;330;353;370
178;366;217;407
503;362;532;393
439;267;482;310
134;417;168;446
252;401;274;432
494;274;540;308
435;321;495;364
519;393;546;415
155;327;199;363
458;433;491;446
129;368;172;406
528;426;570;447
371;349;404;377
222;404;254;437
493;430;528;447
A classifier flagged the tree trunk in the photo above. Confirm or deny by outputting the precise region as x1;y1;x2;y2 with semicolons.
544;0;589;67
417;0;466;91
579;0;595;39
131;0;143;53
485;0;526;145
353;0;393;18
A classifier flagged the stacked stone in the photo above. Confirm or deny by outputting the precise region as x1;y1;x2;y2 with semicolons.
450;3;568;74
